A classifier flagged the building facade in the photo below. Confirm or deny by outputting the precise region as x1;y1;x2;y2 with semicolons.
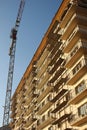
10;0;87;130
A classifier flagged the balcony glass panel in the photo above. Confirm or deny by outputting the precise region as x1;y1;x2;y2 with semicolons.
67;58;87;85
71;103;87;126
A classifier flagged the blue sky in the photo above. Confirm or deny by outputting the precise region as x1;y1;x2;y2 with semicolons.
0;0;62;127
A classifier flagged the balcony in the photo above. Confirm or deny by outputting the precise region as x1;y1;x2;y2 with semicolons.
51;100;68;113
36;48;49;68
48;41;62;52
67;58;87;85
50;49;62;65
37;101;52;115
49;58;64;74
68;85;87;105
49;67;65;83
71;113;87;126
36;58;50;78
26;84;34;95
16;119;22;127
26;74;33;86
37;73;50;89
48;20;61;41
24;96;33;107
51;88;67;103
52;113;71;125
54;77;67;90
61;15;77;41
25;115;37;128
65;42;87;68
37;114;55;129
37;87;52;103
26;106;33;117
63;25;87;53
60;4;76;28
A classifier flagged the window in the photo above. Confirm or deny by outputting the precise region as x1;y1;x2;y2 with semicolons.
48;109;52;117
72;62;82;75
48;126;53;130
70;46;78;57
42;101;45;106
75;81;86;94
37;119;40;125
78;103;87;116
42;115;45;122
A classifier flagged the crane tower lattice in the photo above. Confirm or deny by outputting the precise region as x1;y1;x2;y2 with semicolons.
3;0;25;126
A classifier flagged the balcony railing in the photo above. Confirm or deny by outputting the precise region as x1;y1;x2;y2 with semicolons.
36;58;50;78
49;67;65;83
68;83;87;104
63;24;87;53
37;114;55;129
52;113;71;125
70;111;87;126
49;57;64;74
37;101;52;115
53;76;68;90
36;48;49;68
49;49;63;65
52;101;68;113
60;4;76;28
37;87;52;103
67;58;87;85
65;40;87;68
37;73;50;89
51;88;67;103
48;41;62;52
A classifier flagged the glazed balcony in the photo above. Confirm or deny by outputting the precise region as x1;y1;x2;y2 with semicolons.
37;114;55;129
51;88;67;103
37;73;50;89
52;113;71;125
71;112;87;126
49;67;65;83
67;58;87;85
37;87;52;103
68;84;87;105
65;40;87;68
51;99;68;113
49;57;64;74
63;25;87;53
37;101;52;115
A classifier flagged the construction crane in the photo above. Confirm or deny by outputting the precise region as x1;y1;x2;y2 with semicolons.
3;0;25;127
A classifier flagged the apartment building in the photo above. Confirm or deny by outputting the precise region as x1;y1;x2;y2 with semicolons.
10;0;87;130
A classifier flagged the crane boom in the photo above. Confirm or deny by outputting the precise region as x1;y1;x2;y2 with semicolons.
3;0;25;126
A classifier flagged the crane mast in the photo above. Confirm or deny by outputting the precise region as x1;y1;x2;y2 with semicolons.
3;0;25;126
